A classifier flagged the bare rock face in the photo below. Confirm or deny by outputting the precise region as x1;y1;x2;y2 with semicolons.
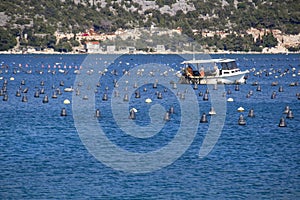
0;12;10;26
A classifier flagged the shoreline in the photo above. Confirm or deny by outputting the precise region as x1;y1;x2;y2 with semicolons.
0;48;300;55
0;51;299;55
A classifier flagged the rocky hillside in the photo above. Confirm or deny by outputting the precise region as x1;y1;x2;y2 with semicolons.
0;0;299;52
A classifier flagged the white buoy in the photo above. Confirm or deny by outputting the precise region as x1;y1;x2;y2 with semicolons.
63;99;71;104
145;98;152;103
237;107;245;112
10;77;14;81
227;98;234;102
64;87;74;92
130;108;138;113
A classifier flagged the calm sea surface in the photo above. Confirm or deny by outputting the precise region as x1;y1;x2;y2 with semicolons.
0;53;299;199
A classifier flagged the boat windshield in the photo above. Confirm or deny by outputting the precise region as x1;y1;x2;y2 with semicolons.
221;61;238;70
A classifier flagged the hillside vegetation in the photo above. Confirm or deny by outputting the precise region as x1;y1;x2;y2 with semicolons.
0;0;299;52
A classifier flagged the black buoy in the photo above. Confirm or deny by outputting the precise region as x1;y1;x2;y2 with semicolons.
256;85;261;92
56;88;62;95
180;93;185;100
153;82;157;88
173;83;177;89
203;93;209;101
271;91;276;99
193;83;198;90
123;94;129;102
40;88;45;94
135;91;141;98
235;85;240;91
286;110;294;119
278;86;283;92
129;109;136;120
278;117;287;127
42;95;49;103
169;106;174;114
252;81;259;86
164;112;170;121
238;114;246;125
102;93;108;101
95;109;101;118
52;92;58;99
248;108;255;117
22;95;28;102
114;90;120;97
209;107;216;115
16;90;21;97
78;81;83;87
23;87;28;93
283;105;290;114
271;81;278;86
2;86;7;93
199;91;203;96
3;94;8;101
213;84;218;90
200;113;208;123
76;89;80;96
157;92;163;99
61;108;67;116
34;90;40;98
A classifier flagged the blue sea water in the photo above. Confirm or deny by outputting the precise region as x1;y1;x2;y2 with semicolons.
0;53;299;199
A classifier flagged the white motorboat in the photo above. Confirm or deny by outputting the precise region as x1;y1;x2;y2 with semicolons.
180;58;249;84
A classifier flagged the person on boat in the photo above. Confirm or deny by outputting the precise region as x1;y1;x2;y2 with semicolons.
186;66;193;77
214;66;220;76
200;67;205;77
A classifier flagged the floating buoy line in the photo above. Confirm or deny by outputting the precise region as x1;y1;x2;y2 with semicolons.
0;58;298;129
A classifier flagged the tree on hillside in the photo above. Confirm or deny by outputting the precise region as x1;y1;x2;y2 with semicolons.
0;28;17;51
262;32;278;48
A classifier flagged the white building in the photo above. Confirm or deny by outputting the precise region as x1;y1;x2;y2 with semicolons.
85;41;101;53
107;45;116;53
156;45;165;52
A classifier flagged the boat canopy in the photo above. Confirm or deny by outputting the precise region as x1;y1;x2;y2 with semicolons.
182;58;238;70
181;58;236;65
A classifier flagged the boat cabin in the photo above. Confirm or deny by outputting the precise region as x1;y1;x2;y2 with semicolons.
218;59;241;75
181;59;241;77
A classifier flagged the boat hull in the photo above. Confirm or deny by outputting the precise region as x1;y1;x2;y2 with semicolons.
180;70;248;85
